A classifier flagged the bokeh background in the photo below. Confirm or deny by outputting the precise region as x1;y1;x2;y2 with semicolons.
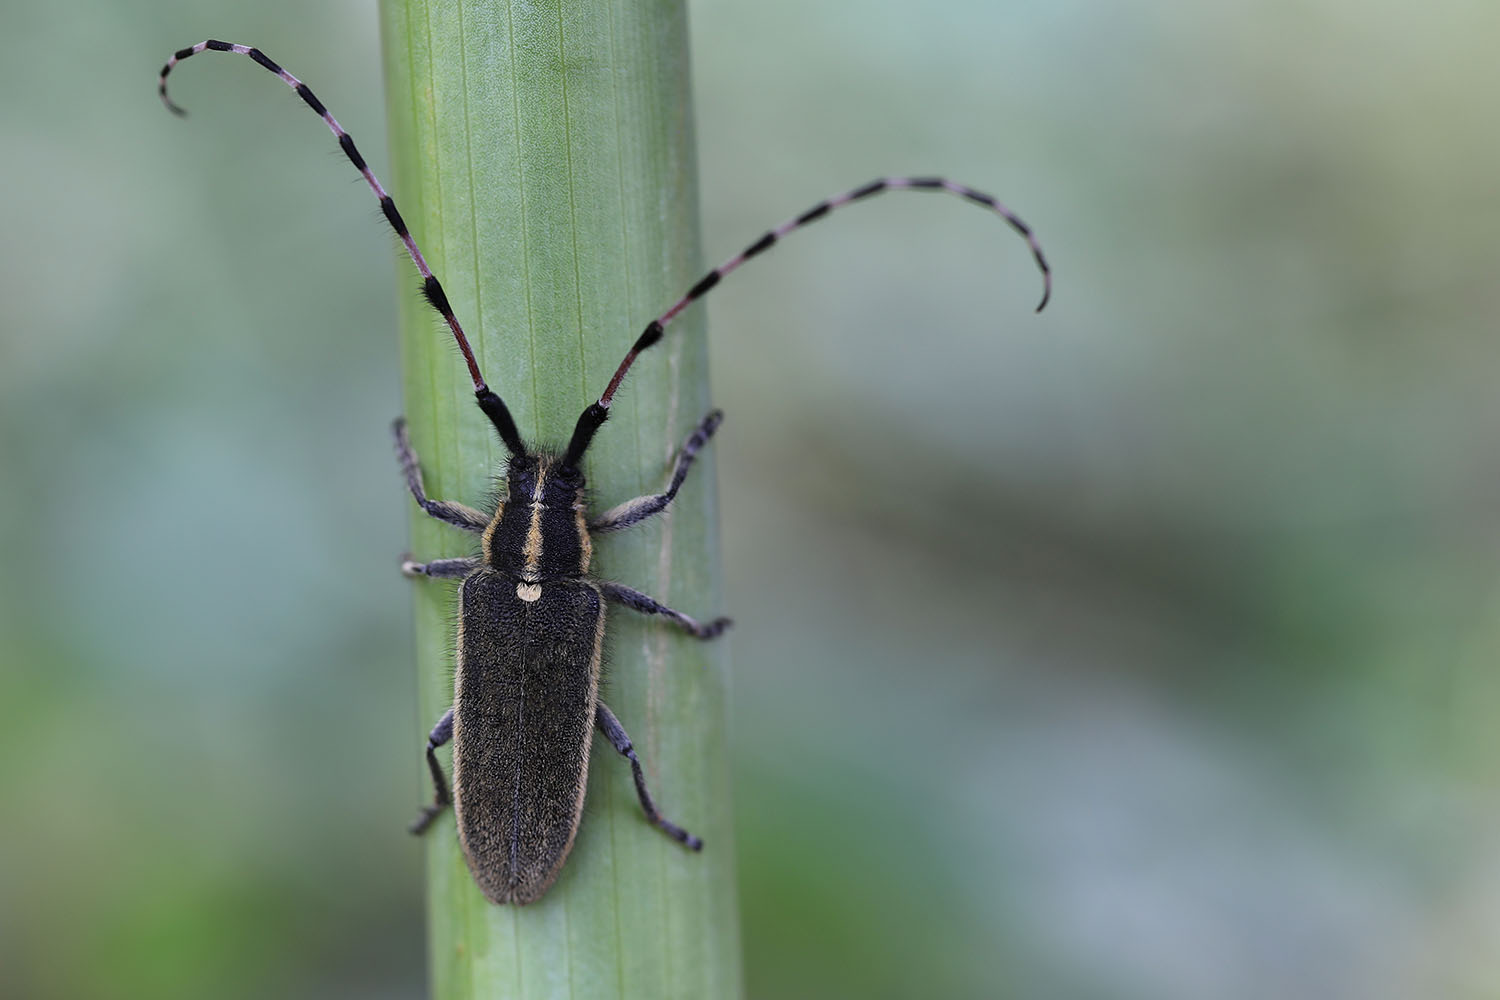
4;0;1500;997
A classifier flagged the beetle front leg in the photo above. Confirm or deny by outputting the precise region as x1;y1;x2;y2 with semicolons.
589;409;724;532
595;701;702;850
408;707;453;835
393;418;490;533
597;581;731;639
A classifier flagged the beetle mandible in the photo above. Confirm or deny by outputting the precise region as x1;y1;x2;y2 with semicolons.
159;39;1051;904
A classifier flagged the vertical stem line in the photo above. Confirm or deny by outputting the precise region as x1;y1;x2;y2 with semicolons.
377;1;742;997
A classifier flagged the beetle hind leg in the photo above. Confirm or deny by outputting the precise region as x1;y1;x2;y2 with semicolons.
409;707;454;835
596;701;703;850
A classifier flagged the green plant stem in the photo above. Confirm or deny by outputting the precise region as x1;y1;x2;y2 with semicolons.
377;1;741;996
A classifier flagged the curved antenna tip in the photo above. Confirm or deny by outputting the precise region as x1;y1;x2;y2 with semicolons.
1035;276;1052;313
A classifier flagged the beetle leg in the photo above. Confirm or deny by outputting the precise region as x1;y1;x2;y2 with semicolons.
401;556;480;579
393;418;490;533
589;409;724;532
408;707;454;835
595;701;702;850
597;581;731;639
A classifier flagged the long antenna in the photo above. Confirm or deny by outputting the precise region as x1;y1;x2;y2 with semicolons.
595;176;1052;409
159;40;490;395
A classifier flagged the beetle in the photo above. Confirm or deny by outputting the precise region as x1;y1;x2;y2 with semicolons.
159;39;1051;904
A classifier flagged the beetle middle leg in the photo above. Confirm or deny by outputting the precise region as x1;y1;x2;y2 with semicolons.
595;701;703;850
598;581;732;639
401;556;479;579
409;707;454;835
589;409;724;532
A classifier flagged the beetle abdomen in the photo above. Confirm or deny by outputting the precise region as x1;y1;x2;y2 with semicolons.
452;570;604;904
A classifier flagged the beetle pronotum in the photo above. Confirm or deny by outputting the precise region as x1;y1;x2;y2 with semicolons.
160;39;1050;904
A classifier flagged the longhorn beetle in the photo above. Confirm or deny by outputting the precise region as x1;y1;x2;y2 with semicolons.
159;39;1051;905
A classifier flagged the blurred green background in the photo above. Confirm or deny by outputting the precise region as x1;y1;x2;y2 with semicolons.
4;1;1499;997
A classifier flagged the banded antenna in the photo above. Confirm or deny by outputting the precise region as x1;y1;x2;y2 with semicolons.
161;41;1052;469
562;175;1051;466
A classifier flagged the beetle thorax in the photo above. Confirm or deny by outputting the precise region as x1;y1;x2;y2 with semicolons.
482;455;592;582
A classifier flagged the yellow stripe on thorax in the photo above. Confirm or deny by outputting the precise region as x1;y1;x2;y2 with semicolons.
521;459;549;581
